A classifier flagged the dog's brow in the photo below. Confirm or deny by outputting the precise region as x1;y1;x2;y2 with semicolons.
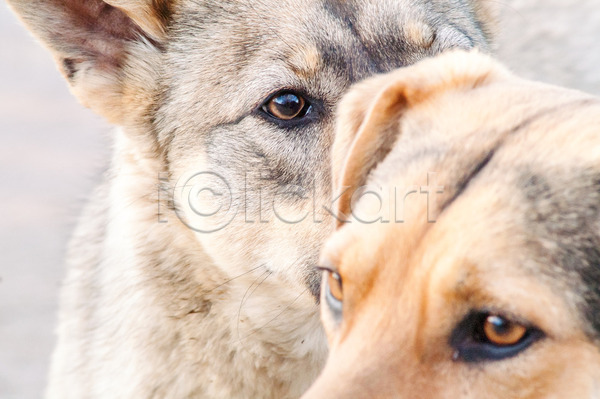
286;45;322;80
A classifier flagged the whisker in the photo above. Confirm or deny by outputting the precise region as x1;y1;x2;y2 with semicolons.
205;264;268;295
236;269;273;340
236;288;308;343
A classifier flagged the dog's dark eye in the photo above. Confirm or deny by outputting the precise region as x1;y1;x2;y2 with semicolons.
262;91;311;121
324;270;343;313
450;311;544;362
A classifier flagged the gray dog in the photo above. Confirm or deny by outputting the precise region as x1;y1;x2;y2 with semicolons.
9;0;495;397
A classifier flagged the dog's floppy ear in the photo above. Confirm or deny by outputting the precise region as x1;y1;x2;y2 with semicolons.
333;50;506;227
8;0;173;125
333;76;408;227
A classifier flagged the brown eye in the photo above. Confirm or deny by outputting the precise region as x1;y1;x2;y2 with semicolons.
263;91;309;120
450;311;543;362
326;271;343;304
483;315;527;346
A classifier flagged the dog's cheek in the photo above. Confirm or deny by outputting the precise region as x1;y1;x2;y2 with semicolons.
170;164;333;293
442;339;600;399
519;340;600;399
201;123;333;278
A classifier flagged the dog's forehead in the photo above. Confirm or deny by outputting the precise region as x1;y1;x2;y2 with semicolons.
170;0;487;83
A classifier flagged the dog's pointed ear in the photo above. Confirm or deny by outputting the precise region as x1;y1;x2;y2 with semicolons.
333;50;506;227
8;0;173;125
469;0;501;41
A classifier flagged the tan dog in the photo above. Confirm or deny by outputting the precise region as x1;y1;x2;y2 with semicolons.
7;0;498;397
303;50;600;399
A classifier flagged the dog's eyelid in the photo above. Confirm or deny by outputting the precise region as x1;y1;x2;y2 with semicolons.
256;87;316;108
315;265;332;273
316;256;340;274
315;263;339;275
460;309;540;334
472;308;530;327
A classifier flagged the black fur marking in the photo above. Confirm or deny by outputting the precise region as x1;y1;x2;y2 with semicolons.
506;99;598;137
306;267;322;303
439;99;598;216
520;171;600;337
320;1;401;79
62;58;78;80
316;31;383;83
152;0;173;28
439;148;496;214
579;245;600;335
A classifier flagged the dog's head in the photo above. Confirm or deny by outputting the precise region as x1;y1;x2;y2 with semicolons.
9;1;497;301
303;50;600;398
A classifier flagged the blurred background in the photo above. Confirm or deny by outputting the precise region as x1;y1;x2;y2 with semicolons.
1;0;599;397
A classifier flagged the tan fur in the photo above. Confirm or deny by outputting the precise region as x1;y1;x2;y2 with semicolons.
303;50;600;398
8;1;497;397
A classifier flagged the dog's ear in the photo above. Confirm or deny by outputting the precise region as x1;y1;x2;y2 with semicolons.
469;0;501;41
8;0;173;125
333;50;507;227
332;75;407;227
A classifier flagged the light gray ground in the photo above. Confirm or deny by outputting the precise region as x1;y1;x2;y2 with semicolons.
1;1;599;397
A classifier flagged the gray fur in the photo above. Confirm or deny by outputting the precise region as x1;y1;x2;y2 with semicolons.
8;0;495;397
